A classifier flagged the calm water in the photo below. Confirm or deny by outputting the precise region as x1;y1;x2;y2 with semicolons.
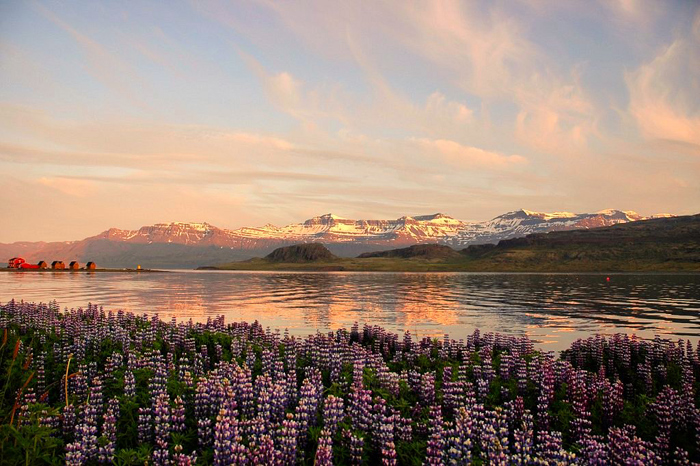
1;271;699;351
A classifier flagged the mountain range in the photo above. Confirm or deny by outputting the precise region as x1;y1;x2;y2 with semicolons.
211;214;700;272
0;209;673;268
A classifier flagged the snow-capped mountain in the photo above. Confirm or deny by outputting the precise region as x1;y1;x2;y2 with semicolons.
0;209;669;268
203;209;652;248
449;209;646;246
233;213;468;243
96;222;236;246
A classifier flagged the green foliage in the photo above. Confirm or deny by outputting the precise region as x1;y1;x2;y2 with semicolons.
112;445;152;466
0;405;63;466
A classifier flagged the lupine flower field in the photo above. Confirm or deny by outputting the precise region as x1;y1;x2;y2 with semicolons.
0;299;699;465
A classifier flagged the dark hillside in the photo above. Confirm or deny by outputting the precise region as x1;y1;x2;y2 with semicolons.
357;244;461;259
495;213;700;247
460;214;700;271
265;243;337;263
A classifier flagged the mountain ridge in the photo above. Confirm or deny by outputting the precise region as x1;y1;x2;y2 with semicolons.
0;209;674;268
210;214;700;272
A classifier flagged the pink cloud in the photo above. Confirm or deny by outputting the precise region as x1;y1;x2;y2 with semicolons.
414;138;527;170
626;34;700;146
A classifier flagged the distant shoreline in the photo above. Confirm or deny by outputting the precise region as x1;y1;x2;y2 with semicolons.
200;262;700;273
1;268;166;273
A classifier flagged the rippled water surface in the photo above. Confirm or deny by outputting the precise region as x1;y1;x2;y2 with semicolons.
1;271;698;350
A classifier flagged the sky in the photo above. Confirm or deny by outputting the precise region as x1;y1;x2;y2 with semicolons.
1;0;699;242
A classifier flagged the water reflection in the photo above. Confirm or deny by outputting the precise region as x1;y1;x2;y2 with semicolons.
0;271;698;351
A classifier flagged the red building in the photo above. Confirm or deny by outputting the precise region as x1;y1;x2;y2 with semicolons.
19;263;40;269
7;257;25;268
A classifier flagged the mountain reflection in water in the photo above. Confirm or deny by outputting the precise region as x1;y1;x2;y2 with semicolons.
1;271;698;351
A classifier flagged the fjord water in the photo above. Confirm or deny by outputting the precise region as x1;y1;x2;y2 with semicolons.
1;271;698;351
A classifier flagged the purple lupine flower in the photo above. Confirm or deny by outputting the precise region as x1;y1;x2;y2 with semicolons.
98;397;119;464
481;408;508;466
395;415;413;443
569;368;592;441
213;408;233;466
172;395;186;433
39;408;60;431
198;417;213;448
673;447;691;465
195;377;212;421
69;421;98;464
516;356;528;394
424;405;444;465
442;368;465;415
63;402;79;436
294;376;321;447
65;440;87;466
578;434;609;465
149;356;168;401
608;425;661;465
278;412;299;466
66;377;103;464
534;431;576;464
36;351;46;400
124;369;136;397
638;360;653;394
348;353;363;386
152;393;171;465
323;394;345;436
61;404;76;450
16;391;34;428
172;444;198;466
237;365;256;419
509;412;533;465
249;433;277;465
445;406;473;465
137;407;152;443
213;399;247;466
348;386;372;433
651;385;679;461
420;371;436;405
344;428;364;466
369;397;398;465
85;376;103;423
314;429;333;466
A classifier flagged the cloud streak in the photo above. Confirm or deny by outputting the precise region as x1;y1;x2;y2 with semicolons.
626;36;700;146
413;139;527;170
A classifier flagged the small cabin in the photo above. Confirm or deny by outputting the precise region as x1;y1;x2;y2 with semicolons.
68;261;80;270
51;261;65;270
85;261;96;270
8;257;25;268
37;261;48;269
